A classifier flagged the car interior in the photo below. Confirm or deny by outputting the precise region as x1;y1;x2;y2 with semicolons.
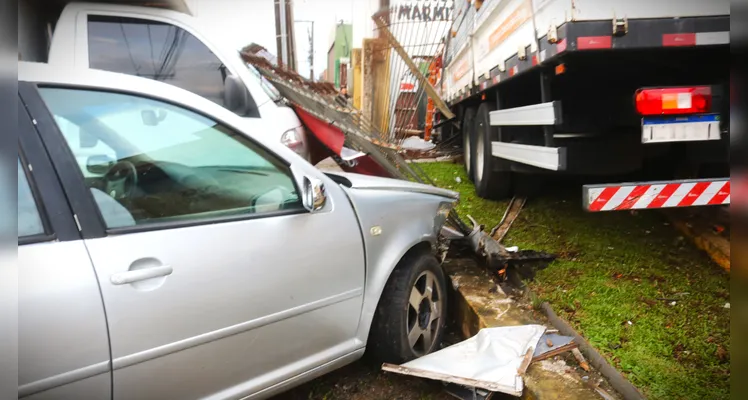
39;87;303;228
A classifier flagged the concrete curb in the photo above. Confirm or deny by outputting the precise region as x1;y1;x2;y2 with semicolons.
540;303;646;400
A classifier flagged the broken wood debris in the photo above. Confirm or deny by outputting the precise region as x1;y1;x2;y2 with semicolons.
572;348;591;372
532;332;578;363
517;347;534;376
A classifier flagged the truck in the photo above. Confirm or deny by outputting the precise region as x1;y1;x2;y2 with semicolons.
440;0;730;211
18;0;312;161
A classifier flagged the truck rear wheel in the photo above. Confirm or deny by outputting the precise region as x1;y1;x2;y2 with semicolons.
462;107;477;181
474;103;512;199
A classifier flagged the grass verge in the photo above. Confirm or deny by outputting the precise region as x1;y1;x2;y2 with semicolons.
419;161;730;400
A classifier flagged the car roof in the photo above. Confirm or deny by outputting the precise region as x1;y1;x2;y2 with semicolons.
17;62;290;156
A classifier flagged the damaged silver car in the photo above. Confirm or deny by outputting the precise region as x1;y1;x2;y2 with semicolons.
17;62;458;400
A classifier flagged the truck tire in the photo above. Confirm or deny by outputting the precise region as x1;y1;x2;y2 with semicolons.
367;250;447;364
462;107;477;181
474;102;512;199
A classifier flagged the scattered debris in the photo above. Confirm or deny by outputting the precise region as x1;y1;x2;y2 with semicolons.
401;136;437;151
443;383;495;400
724;302;730;309
382;325;546;396
571;348;591;372
532;332;578;362
490;196;527;243
517;347;535;376
505;246;519;252
455;176;462;183
594;387;618;400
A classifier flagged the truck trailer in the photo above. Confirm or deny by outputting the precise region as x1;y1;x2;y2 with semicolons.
440;0;730;211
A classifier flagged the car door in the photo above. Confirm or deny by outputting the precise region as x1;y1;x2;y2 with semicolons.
17;99;111;400
25;84;366;399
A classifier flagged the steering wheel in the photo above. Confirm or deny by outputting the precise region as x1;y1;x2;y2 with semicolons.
103;160;138;200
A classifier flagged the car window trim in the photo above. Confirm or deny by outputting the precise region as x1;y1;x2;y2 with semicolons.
17;92;81;244
24;82;309;238
19;83;108;239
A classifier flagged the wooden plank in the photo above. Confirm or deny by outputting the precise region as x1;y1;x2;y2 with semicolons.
372;17;455;120
351;48;362;110
517;347;534;376
531;342;578;362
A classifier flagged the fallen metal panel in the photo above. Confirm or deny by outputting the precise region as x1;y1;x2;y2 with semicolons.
383;325;546;396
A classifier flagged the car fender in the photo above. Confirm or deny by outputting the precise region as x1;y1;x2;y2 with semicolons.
340;187;454;344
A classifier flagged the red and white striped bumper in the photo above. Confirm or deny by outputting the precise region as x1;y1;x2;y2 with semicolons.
583;178;730;211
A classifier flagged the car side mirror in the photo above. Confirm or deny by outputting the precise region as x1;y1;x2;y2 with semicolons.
301;176;326;212
86;155;116;175
224;75;255;117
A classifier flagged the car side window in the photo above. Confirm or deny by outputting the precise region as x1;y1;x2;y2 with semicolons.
18;159;46;238
38;87;303;229
53;115;117;178
87;15;238;109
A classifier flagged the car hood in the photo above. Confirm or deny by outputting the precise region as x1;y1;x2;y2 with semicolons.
325;172;459;200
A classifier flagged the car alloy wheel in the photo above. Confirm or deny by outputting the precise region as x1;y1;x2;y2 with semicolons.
407;270;443;356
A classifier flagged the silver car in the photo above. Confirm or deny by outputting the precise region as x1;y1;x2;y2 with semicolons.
17;62;458;400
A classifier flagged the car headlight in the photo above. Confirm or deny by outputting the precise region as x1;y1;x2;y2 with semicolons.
281;126;305;153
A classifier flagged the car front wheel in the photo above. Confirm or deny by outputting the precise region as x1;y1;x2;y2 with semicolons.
367;251;447;364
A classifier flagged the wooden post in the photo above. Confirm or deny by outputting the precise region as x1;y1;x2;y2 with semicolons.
351;48;362;110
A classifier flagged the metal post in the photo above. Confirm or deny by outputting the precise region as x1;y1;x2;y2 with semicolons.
295;20;315;81
279;0;289;67
308;21;314;80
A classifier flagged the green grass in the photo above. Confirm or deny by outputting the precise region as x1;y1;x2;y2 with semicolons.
419;162;731;400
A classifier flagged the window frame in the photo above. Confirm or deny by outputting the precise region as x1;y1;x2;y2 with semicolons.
85;13;261;118
22;83;307;239
17;92;81;245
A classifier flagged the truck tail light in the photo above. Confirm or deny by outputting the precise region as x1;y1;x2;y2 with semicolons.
635;86;712;115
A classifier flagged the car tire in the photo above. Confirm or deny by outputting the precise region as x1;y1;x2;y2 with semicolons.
474;102;512;200
367;250;447;364
462;107;477;181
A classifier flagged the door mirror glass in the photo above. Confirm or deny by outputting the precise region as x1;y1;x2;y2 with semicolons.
86;155;116;175
302;176;326;212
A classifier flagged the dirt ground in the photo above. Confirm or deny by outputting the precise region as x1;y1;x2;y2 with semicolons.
270;361;456;400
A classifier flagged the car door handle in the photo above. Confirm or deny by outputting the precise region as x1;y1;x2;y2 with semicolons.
110;265;173;285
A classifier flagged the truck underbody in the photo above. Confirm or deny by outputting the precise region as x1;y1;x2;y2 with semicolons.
441;14;730;209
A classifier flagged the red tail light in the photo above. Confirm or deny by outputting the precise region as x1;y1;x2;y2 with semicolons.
635;86;712;115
